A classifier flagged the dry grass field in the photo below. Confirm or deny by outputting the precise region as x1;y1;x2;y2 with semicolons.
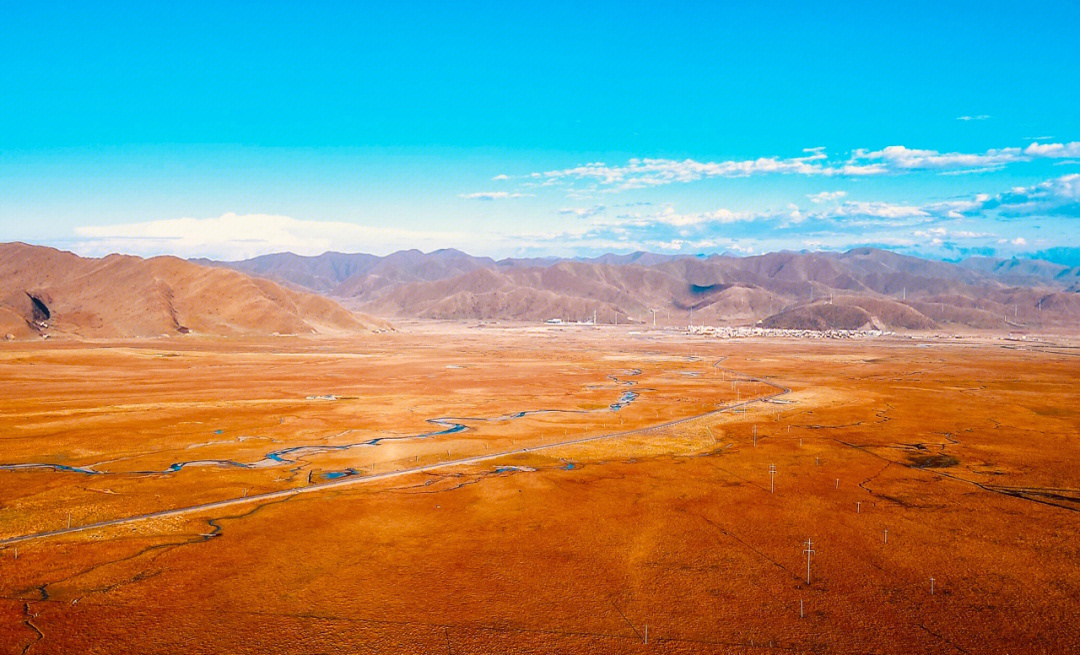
1;324;1078;654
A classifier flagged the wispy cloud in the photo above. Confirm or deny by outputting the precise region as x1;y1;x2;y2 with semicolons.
459;191;532;200
558;205;606;218
498;140;1080;194
956;115;990;121
528;152;870;191
807;191;847;203
596;206;769;228
913;227;997;246
847;145;1022;172
827;201;929;220
543;173;1080;259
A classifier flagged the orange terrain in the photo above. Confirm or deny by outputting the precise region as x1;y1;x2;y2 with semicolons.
1;325;1078;654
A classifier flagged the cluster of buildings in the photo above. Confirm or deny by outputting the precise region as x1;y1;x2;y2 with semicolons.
687;325;893;339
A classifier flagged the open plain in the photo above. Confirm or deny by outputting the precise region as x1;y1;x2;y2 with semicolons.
1;324;1078;654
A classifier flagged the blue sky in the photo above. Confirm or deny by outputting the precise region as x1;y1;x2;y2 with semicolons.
2;1;1078;261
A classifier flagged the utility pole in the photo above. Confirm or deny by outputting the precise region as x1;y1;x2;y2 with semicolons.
883;527;888;544
804;538;815;584
769;464;776;493
930;577;935;595
753;425;757;446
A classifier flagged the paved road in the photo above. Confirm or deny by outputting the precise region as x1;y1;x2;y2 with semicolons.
0;360;789;547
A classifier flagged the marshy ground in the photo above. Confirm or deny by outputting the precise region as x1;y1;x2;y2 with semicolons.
1;324;1077;653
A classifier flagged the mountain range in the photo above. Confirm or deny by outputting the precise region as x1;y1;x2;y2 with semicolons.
3;241;1077;339
200;247;1080;332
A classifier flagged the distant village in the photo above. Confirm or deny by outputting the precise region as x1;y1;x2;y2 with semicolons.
687;325;894;340
542;316;893;339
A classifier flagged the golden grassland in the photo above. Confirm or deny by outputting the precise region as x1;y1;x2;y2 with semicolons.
1;325;1078;653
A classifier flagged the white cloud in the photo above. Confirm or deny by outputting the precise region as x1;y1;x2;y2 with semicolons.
653;239;689;251
807;191;847;203
837;163;889;176
849;145;1023;171
801;174;1078;226
501;141;1080;194
511;142;1077;195
1033;173;1080;199
956;115;990;121
530;151;868;191
72;213;480;260
653;207;762;226
913;227;995;240
831;201;929;219
846;141;1080;173
925;198;985;218
597;205;767;228
558;205;606;218
564;152;859;188
459;191;532;200
986;173;1080;214
1023;142;1080;158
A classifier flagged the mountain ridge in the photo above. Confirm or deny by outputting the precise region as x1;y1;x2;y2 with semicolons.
198;246;1080;331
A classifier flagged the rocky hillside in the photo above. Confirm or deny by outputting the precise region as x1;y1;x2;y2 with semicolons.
1;243;388;339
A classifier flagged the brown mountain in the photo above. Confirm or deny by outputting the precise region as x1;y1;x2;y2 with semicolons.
960;256;1080;291
198;248;495;296
192;251;382;294
1;243;387;340
202;247;1080;332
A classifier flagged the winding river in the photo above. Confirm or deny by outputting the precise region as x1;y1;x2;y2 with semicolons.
0;369;644;477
